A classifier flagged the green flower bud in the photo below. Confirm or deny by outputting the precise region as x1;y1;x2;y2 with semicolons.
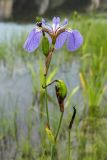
42;36;49;57
55;80;67;112
35;16;42;23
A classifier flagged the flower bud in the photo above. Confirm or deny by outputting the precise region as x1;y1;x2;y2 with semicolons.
42;36;49;57
45;126;55;143
55;80;67;112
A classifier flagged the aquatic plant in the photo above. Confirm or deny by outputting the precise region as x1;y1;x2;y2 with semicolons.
23;16;83;159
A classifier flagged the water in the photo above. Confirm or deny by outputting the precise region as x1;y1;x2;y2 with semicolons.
0;22;33;43
0;23;83;147
0;58;83;112
0;22;83;111
0;22;84;160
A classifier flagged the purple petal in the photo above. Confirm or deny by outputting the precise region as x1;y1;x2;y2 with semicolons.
42;18;52;32
23;29;42;53
52;17;60;30
56;17;60;24
63;18;68;26
67;30;83;51
52;17;57;25
55;31;68;49
42;18;46;24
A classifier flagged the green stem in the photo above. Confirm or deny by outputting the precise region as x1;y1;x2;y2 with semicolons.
55;112;63;141
51;144;55;160
44;75;50;128
51;112;63;159
51;143;57;160
68;129;71;160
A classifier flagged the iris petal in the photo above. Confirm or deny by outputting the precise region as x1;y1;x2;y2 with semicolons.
56;17;60;24
52;17;60;31
67;30;83;51
42;18;46;24
42;18;52;32
23;29;42;53
55;31;68;49
52;17;57;25
63;18;68;26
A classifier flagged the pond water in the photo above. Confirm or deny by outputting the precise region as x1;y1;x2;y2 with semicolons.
0;22;84;147
0;22;33;42
0;22;83;112
0;24;85;160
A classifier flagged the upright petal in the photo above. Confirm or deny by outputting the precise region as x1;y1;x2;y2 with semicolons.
67;30;83;51
42;18;46;24
56;17;60;25
55;31;68;49
52;17;60;31
23;29;42;53
42;18;52;32
57;18;68;31
63;18;68;26
52;17;57;25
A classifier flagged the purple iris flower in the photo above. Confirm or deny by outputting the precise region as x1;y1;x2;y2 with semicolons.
24;17;83;53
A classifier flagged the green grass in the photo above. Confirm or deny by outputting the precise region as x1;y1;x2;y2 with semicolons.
0;14;107;160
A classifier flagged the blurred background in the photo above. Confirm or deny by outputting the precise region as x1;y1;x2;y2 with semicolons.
0;0;107;21
0;0;107;160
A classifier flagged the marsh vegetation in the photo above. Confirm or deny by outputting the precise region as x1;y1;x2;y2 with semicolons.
0;14;107;160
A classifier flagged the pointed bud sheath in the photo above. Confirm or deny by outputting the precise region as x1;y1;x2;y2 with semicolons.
35;16;42;23
55;80;67;112
44;48;54;76
42;36;49;57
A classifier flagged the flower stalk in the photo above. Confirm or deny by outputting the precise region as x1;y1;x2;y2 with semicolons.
23;16;83;159
51;112;63;160
55;112;64;141
43;47;55;128
44;75;50;128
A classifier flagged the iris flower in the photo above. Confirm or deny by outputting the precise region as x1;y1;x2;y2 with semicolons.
24;17;83;53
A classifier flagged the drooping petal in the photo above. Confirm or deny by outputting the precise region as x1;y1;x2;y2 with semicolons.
66;30;83;51
23;29;42;53
55;31;68;49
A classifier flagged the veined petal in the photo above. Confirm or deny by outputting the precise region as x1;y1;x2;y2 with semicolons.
56;17;60;29
56;17;60;25
57;18;68;32
24;29;42;53
67;30;83;51
52;17;60;31
55;31;68;49
42;18;52;32
52;17;57;25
